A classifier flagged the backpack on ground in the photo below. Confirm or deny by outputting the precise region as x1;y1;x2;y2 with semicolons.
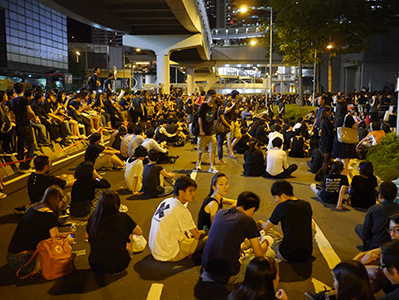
17;236;76;280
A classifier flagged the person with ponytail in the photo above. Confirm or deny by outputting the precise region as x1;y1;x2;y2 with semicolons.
197;173;236;232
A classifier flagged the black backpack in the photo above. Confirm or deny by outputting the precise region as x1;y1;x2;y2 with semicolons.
190;110;200;136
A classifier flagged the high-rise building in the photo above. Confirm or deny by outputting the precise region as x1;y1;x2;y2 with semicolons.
0;0;68;75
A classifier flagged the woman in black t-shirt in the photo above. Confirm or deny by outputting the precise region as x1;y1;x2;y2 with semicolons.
86;191;142;274
243;139;265;176
350;161;378;209
310;161;349;210
319;106;335;177
70;161;111;220
7;186;73;275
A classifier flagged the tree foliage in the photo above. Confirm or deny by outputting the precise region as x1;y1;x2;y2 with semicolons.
260;0;389;104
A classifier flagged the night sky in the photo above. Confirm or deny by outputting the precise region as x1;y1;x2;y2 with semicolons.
67;18;91;43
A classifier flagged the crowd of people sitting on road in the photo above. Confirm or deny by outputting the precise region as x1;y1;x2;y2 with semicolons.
3;76;399;299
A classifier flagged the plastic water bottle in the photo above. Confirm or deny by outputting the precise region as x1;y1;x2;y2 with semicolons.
70;223;77;244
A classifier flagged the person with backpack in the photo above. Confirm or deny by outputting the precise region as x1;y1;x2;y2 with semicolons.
7;186;74;277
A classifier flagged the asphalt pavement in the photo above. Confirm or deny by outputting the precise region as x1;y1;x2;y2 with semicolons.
0;142;383;300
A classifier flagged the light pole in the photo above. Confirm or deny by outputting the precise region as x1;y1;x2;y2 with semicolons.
312;50;317;106
75;51;80;63
239;5;272;101
327;43;334;93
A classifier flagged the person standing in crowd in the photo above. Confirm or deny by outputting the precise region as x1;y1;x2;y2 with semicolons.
149;176;207;262
9;83;37;172
258;180;313;263
225;90;242;159
87;67;101;93
319;105;335;177
103;73;114;94
332;101;358;176
195;90;218;173
215;97;230;165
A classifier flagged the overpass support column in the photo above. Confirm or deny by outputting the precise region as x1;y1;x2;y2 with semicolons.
186;67;195;94
157;53;170;94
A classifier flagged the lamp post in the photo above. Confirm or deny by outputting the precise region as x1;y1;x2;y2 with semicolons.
239;5;272;101
75;51;80;63
312;50;317;106
327;43;334;93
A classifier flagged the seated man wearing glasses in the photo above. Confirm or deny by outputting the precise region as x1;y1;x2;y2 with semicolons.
355;182;399;251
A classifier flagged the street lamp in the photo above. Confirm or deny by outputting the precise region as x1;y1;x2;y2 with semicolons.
250;40;256;46
327;43;335;92
75;51;80;63
239;5;273;101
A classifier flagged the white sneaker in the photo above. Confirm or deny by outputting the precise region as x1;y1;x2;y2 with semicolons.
78;124;85;128
208;167;218;174
195;162;201;170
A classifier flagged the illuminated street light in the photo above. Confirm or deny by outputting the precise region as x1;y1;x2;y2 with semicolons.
75;51;80;63
136;48;141;52
250;40;256;46
239;5;248;13
327;44;333;49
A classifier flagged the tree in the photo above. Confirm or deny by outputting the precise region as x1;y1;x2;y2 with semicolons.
68;57;87;91
261;0;389;105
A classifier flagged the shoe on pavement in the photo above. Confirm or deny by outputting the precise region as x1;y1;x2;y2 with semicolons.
119;204;128;213
195;162;201;170
208;167;218;174
0;192;7;199
14;205;27;215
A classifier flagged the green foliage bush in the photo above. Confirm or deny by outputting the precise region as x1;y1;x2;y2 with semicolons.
367;133;399;181
272;104;316;121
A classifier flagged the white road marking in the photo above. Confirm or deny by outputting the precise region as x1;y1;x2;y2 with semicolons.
146;283;164;300
3;150;86;186
312;278;332;293
190;169;198;181
314;221;341;269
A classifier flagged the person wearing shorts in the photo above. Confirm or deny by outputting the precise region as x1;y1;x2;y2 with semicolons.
196;90;218;174
225;90;241;159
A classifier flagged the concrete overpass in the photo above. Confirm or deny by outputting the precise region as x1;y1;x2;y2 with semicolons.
37;0;212;94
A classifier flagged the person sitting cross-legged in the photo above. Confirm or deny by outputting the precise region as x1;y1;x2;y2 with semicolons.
264;137;297;179
148;175;207;262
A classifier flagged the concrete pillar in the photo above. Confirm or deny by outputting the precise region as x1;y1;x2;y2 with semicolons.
134;74;143;89
145;75;156;84
186;67;195;94
157;53;170;94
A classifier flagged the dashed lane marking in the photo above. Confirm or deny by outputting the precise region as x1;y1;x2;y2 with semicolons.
146;283;164;300
314;221;341;269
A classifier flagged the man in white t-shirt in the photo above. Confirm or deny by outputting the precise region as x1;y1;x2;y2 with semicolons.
149;176;207;262
267;124;284;150
124;146;147;195
265;137;297;179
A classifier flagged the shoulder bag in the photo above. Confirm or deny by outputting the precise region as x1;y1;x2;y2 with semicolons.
337;114;359;144
215;108;230;135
